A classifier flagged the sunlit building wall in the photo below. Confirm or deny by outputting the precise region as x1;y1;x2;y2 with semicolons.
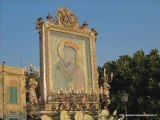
0;64;26;120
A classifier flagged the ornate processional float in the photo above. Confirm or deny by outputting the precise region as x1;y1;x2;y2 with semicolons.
27;7;111;120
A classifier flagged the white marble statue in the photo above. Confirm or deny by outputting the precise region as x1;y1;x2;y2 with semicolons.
75;111;84;120
60;111;70;120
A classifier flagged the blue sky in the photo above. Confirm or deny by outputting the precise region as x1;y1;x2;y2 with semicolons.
0;0;160;67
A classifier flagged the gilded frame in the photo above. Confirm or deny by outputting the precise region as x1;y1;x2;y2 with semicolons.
37;8;98;102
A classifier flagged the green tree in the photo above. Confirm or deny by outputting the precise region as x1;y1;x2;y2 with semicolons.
98;66;104;88
102;49;160;120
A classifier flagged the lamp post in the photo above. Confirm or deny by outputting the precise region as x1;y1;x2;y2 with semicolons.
120;91;128;120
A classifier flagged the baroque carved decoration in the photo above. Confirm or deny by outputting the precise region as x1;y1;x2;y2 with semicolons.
35;8;106;119
80;21;88;29
36;7;99;102
55;7;80;28
36;17;44;33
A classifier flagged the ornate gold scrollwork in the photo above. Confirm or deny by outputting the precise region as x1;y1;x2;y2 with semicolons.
36;17;44;32
55;7;79;28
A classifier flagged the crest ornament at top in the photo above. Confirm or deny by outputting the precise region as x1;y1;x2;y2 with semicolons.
55;7;80;28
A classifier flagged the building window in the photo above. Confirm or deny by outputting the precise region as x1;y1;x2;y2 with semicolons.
9;87;18;104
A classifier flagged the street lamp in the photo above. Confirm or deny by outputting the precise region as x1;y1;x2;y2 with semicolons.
120;91;128;120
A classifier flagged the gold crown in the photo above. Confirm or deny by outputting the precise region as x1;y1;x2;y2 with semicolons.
64;40;79;51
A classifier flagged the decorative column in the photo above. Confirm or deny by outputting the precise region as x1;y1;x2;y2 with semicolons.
36;17;47;103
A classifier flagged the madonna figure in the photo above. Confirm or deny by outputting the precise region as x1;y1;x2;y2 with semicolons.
53;41;86;91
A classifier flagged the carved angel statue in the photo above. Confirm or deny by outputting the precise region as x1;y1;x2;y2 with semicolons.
75;111;84;120
28;78;38;117
29;78;38;104
60;111;70;120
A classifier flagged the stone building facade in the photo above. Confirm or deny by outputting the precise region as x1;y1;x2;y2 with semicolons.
0;64;26;120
